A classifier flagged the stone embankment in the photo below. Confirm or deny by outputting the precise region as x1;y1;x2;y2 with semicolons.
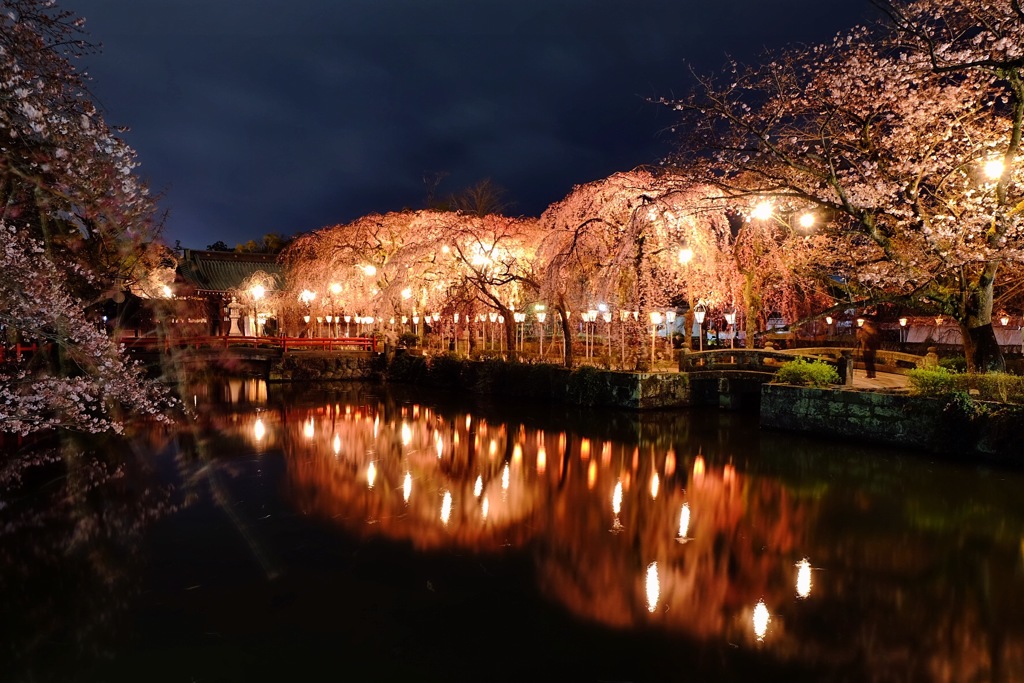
761;384;1024;462
269;350;1023;461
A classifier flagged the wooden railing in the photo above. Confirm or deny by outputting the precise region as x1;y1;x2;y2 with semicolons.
116;335;377;353
679;347;926;375
776;346;925;375
0;343;38;362
679;349;806;373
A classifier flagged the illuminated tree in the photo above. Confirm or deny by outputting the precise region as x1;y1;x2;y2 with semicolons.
537;169;732;366
663;1;1024;369
0;0;163;309
284;210;538;353
0;1;172;434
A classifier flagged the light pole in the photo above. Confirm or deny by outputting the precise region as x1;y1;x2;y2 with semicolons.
899;316;908;346
249;284;265;337
603;310;612;359
299;289;316;337
649;311;663;368
665;310;677;354
536;306;547;357
619;309;630;368
694;302;706;352
724;308;736;349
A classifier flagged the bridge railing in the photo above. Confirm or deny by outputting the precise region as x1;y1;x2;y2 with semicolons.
777;347;925;375
679;346;926;375
0;343;38;363
679;349;805;373
116;335;377;353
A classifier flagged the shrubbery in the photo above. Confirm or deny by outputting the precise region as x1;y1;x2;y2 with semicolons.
772;358;841;387
907;367;1024;404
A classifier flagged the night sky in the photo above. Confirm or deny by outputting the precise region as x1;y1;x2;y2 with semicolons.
64;1;877;249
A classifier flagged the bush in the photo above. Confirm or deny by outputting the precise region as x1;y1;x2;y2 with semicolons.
773;358;840;387
938;355;967;373
906;367;961;397
397;332;419;348
908;367;1024;404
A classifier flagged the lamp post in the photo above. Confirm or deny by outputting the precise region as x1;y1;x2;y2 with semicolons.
649;311;663;368
694;302;706;352
250;284;265;336
603;310;612;359
299;289;316;337
825;315;833;341
619;309;630;367
536;306;547;357
665;310;677;354
724;309;736;349
899;317;908;346
453;312;461;354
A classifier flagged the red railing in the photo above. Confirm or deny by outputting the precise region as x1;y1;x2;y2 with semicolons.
0;343;38;362
116;335;377;353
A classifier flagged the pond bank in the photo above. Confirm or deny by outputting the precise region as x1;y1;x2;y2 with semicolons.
267;351;1024;461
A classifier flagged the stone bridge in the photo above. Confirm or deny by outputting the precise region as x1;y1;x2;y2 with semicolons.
678;347;928;408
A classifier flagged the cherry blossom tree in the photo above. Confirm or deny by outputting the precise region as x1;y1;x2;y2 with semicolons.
1;0;173;435
663;2;1024;370
536;169;733;366
1;0;163;309
284;210;539;354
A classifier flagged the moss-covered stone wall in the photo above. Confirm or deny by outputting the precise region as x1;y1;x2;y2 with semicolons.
383;352;694;409
269;351;380;382
761;384;1024;462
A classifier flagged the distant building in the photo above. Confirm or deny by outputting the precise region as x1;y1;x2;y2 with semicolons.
175;249;285;336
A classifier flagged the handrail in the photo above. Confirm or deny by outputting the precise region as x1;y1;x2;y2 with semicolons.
116;335;378;353
0;343;38;362
679;346;926;374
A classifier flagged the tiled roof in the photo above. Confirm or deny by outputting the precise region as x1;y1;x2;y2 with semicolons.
177;249;285;294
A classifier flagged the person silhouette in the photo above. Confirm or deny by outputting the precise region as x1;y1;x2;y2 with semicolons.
857;318;881;379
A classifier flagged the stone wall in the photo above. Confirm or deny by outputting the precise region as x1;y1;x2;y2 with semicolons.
269;352;380;382
761;384;1024;462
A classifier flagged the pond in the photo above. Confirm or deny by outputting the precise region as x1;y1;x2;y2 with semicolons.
6;379;1024;682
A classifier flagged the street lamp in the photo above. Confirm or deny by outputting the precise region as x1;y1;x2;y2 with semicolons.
984;158;1006;181
665;310;677;354
536;306;547;357
250;284;265;336
602;310;612;358
619;309;630;367
724;309;737;349
1001;313;1010;326
899;317;908;345
694;302;707;352
587;308;598;359
649;311;663;368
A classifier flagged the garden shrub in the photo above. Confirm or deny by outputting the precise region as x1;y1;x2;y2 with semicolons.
385;350;428;382
908;367;1024;404
906;367;960;397
773;358;840;387
938;355;968;373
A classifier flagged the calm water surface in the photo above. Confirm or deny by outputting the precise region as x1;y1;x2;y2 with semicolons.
8;379;1024;682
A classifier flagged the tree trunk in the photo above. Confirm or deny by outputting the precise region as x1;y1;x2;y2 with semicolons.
967;323;1004;372
555;298;573;368
961;265;1005;372
499;303;516;361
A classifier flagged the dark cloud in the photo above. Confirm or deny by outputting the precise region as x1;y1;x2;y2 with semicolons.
65;0;876;248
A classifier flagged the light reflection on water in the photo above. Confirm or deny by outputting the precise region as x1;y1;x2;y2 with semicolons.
191;380;1024;680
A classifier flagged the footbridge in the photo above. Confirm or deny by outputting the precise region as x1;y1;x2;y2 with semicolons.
117;335;378;377
678;347;925;408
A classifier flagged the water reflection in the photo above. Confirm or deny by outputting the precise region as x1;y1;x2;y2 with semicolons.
190;380;1024;681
